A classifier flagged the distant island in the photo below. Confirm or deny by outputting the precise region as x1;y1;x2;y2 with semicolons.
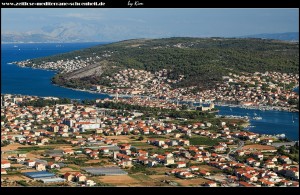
239;32;299;42
2;32;298;44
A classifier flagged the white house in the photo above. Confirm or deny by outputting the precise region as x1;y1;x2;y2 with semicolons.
176;162;186;168
35;163;46;171
25;160;36;167
1;161;10;169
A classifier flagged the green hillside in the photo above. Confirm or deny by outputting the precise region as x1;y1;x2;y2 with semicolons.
28;37;299;89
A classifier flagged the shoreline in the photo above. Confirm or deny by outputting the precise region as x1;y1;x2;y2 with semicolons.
60;87;300;113
214;102;299;113
2;92;298;141
50;83;300;113
10;63;57;72
51;83;113;99
11;62;300;113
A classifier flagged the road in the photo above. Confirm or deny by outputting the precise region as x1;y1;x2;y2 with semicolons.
224;140;244;162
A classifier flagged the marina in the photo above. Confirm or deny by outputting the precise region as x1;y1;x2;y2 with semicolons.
1;43;299;141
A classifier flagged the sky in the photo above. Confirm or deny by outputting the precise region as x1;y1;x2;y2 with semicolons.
1;8;299;41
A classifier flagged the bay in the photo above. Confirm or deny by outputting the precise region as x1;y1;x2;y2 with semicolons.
1;43;110;100
215;105;299;141
1;43;299;140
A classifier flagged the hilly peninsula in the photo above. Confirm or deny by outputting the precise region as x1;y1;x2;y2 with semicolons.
15;37;299;92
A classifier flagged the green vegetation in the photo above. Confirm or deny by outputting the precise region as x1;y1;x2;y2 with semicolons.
27;37;298;90
97;101;217;120
17;146;54;152
19;98;72;107
148;148;174;155
145;135;166;139
188;136;224;146
96;182;114;186
1;140;10;147
129;164;157;175
130;142;149;147
234;155;249;163
64;157;87;166
48;169;60;174
49;139;69;144
6;170;22;175
1;115;7;122
17;180;29;187
278;145;299;163
288;99;299;109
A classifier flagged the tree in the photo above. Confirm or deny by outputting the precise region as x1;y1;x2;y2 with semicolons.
138;136;144;141
130;147;137;153
181;105;188;110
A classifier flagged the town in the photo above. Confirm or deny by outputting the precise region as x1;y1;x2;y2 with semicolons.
13;57;300;112
1;94;299;187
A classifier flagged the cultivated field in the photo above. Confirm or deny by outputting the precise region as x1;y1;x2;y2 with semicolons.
172;177;210;186
2;174;32;182
198;165;222;173
106;135;132;143
96;175;140;186
95;173;170;186
242;144;276;151
1;143;32;152
58;167;80;173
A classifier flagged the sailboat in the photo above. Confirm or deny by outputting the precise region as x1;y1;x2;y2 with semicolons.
292;115;295;123
253;112;262;120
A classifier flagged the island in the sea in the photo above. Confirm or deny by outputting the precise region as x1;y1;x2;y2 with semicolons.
14;37;299;112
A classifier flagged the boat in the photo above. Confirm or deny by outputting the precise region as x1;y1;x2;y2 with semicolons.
253;116;262;120
275;134;286;139
292;115;296;123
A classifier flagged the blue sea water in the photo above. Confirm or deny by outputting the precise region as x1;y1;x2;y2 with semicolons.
1;43;110;100
1;43;299;140
216;106;299;141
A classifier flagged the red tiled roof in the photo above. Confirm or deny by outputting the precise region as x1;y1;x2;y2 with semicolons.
239;181;254;187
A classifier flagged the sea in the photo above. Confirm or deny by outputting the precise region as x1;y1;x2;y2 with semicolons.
1;43;299;141
1;43;110;100
215;105;299;141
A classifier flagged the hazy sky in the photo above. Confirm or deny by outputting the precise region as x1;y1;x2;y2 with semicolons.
2;8;299;41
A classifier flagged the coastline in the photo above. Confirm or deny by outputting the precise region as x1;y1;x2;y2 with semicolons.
12;62;299;113
11;63;57;72
214;102;299;113
52;83;300;113
51;83;113;99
